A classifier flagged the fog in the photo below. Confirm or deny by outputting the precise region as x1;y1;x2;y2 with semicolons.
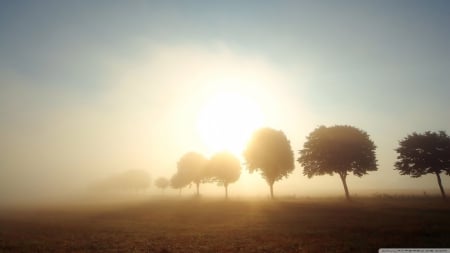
0;45;301;205
1;1;450;207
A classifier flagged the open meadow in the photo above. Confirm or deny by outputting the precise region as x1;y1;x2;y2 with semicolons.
1;197;449;252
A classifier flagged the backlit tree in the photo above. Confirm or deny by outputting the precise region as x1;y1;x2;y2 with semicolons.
298;125;377;200
243;128;294;199
170;173;190;195
207;151;241;199
395;131;450;199
154;177;169;193
177;152;208;196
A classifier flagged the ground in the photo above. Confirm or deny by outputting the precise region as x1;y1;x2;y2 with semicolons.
1;197;449;252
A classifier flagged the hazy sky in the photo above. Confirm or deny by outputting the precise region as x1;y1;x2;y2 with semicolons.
1;1;450;204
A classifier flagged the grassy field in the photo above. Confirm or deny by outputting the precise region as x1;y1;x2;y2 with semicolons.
1;197;449;252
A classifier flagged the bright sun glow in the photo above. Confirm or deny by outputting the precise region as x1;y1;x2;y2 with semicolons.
197;90;264;156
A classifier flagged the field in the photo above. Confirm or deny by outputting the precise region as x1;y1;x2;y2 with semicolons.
1;197;450;252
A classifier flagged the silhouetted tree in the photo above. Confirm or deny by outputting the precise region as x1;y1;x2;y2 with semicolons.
207;151;241;199
170;173;190;195
298;125;377;200
395;131;450;199
177;152;208;196
155;177;169;193
243;128;295;199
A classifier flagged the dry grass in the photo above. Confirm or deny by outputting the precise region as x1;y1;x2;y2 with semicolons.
1;197;449;252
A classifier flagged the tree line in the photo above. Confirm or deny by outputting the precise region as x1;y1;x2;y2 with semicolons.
163;126;450;200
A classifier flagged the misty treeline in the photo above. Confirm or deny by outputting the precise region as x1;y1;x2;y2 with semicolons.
171;126;450;200
171;151;241;199
90;126;450;201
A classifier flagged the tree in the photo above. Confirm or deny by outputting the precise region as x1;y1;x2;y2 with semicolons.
243;128;295;199
395;131;450;199
154;177;169;193
298;125;377;200
170;173;190;195
207;151;241;199
177;152;208;196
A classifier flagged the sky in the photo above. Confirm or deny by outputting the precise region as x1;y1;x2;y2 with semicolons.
1;1;450;204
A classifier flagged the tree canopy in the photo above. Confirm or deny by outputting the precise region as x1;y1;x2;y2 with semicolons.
395;131;450;199
207;151;241;198
176;152;208;196
243;127;294;199
298;125;377;200
170;173;190;191
154;177;169;192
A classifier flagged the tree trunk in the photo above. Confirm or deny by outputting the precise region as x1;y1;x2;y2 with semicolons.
269;182;274;200
196;182;200;197
435;172;447;200
225;183;228;199
339;172;351;201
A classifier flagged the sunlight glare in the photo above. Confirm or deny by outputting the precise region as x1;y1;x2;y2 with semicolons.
197;90;264;156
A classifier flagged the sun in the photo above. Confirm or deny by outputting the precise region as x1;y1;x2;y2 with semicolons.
197;90;264;156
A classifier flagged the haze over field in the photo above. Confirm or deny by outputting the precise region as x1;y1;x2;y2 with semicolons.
1;1;450;205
